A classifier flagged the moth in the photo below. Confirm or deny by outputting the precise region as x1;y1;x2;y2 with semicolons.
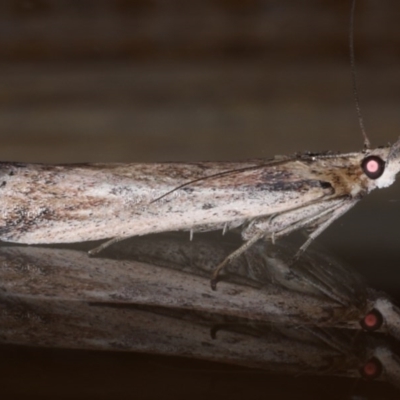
1;1;397;289
0;140;399;290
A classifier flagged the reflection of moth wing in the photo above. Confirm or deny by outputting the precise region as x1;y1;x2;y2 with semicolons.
278;243;368;309
0;245;356;327
0;159;335;244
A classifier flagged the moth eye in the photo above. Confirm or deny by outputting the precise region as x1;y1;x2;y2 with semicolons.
360;357;383;380
361;156;385;179
360;309;383;331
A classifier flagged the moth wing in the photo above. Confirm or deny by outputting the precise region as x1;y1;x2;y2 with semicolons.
145;159;335;233
0;160;334;243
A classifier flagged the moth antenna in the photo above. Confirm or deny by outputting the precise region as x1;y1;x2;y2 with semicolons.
149;158;287;205
350;0;371;150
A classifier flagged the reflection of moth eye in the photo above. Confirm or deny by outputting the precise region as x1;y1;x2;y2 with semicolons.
360;309;383;331
360;357;383;380
361;156;385;179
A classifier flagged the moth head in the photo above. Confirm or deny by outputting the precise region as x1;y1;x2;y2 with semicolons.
361;138;400;189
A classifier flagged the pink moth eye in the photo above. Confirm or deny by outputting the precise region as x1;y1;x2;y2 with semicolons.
360;309;383;331
361;156;385;179
360;357;383;380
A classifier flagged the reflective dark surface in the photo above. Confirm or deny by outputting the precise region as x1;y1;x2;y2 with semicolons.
0;233;400;398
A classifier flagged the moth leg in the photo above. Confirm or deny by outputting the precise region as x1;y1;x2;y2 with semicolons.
270;199;348;241
294;199;358;259
210;231;264;290
243;198;347;244
88;236;128;256
210;200;344;289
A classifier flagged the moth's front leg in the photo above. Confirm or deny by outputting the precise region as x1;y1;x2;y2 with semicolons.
210;231;265;290
211;198;349;290
242;199;346;242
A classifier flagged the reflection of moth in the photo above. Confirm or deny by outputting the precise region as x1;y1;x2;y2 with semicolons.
0;140;399;289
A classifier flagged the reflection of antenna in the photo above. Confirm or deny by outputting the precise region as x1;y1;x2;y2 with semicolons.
349;0;371;150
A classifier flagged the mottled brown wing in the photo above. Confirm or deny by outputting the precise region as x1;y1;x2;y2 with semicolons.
0;159;337;244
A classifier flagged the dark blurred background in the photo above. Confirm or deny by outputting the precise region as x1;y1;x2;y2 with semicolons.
1;1;400;398
1;0;400;163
